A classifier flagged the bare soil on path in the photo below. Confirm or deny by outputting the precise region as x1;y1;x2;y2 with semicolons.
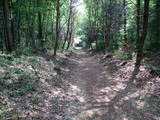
62;49;160;120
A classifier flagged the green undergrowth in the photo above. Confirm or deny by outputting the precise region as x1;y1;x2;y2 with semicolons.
112;50;133;59
67;46;76;52
0;52;57;97
7;75;38;97
144;57;160;75
0;57;38;97
0;74;38;97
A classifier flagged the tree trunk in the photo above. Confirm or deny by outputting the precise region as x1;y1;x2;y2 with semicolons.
11;18;16;50
38;12;43;48
67;13;74;50
54;0;60;56
67;25;73;50
62;0;72;51
156;0;160;39
17;11;21;46
93;3;98;51
66;30;72;50
136;0;140;46
105;0;112;49
123;0;127;49
2;0;13;53
62;39;67;51
135;0;150;70
102;7;106;54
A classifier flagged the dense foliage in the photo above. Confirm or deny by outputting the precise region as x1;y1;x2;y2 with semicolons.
81;0;160;51
0;0;78;55
0;0;160;69
79;0;160;70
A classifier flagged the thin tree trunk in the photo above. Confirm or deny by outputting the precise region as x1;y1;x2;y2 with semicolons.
156;0;160;39
135;0;150;70
25;13;30;47
102;10;106;54
38;12;43;48
0;24;4;51
54;0;60;56
93;5;98;51
66;31;72;50
2;0;13;52
17;11;21;46
105;0;112;49
136;0;140;49
123;0;127;49
62;39;67;51
67;25;73;50
62;0;72;51
67;14;74;50
29;15;36;49
10;0;16;50
11;18;16;50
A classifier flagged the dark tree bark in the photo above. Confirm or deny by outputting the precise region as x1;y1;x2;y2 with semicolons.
62;38;67;51
10;0;16;51
62;0;72;51
0;21;4;51
31;17;36;49
54;0;60;56
105;0;112;49
93;1;98;51
25;12;30;47
123;0;127;49
11;18;16;50
38;11;43;48
66;17;74;50
17;11;21;46
66;30;73;50
36;0;43;49
155;0;160;39
103;22;106;54
135;0;150;70
0;13;4;51
2;0;13;52
136;0;140;49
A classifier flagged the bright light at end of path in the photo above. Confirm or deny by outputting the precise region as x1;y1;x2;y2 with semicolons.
76;0;86;14
74;37;81;44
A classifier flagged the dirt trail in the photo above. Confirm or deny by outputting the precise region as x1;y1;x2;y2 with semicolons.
62;49;109;120
62;49;159;120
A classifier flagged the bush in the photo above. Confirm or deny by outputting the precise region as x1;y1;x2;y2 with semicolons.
113;50;132;59
7;74;38;97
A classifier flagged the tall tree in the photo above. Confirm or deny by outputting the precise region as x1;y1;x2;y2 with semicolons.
54;0;60;56
37;0;43;49
62;0;73;51
123;0;128;49
2;0;13;52
105;0;112;49
135;0;150;70
155;0;160;40
67;12;75;50
136;0;140;49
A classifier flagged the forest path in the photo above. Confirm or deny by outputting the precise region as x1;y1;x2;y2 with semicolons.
60;49;128;120
64;49;110;120
62;49;158;120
